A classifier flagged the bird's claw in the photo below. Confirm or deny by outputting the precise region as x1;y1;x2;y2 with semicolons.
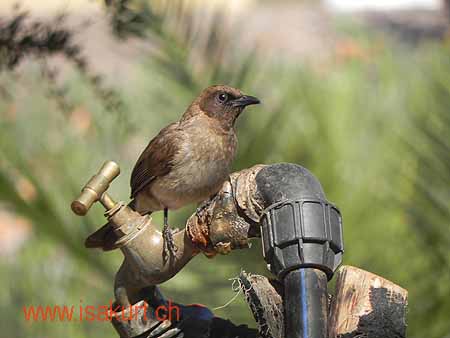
162;225;178;261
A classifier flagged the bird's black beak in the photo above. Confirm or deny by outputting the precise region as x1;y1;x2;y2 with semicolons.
232;95;261;107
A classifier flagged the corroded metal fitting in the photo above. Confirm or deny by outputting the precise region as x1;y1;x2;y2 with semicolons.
186;165;266;257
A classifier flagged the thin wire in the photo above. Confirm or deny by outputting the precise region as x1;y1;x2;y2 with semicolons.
212;277;242;311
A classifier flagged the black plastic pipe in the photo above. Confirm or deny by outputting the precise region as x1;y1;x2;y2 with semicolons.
284;268;328;338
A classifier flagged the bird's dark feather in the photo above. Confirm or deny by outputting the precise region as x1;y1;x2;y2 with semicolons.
130;122;181;198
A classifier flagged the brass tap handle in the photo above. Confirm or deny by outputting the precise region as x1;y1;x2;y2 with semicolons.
71;161;120;216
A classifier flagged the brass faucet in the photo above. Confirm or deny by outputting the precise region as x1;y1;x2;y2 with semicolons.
71;161;199;307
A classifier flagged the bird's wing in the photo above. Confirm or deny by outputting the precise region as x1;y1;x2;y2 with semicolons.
130;122;181;198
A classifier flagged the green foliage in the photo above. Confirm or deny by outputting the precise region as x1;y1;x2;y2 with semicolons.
0;2;449;337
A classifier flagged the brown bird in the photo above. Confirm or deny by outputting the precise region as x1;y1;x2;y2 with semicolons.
85;85;260;259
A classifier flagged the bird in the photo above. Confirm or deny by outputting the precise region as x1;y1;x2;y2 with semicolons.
85;85;260;260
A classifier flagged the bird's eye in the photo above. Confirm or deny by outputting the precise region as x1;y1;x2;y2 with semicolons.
217;93;228;103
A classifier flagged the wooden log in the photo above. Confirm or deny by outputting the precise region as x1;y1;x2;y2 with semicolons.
328;266;408;338
239;271;284;338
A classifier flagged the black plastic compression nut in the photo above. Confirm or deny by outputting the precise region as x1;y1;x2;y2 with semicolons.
260;197;343;280
253;163;344;281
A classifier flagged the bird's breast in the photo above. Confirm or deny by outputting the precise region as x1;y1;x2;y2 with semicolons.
150;122;237;209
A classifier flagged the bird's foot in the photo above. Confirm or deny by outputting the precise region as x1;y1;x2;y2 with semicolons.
162;224;178;262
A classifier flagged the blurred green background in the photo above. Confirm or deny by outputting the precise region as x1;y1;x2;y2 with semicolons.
0;0;449;337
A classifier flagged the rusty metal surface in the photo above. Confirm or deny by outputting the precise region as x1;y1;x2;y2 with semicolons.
231;164;266;223
186;165;266;257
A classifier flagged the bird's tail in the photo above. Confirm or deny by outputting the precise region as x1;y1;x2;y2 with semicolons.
84;200;137;251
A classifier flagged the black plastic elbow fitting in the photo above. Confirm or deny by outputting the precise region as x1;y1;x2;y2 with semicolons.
256;163;344;338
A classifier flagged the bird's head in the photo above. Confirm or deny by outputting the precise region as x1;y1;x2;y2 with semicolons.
183;85;260;129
